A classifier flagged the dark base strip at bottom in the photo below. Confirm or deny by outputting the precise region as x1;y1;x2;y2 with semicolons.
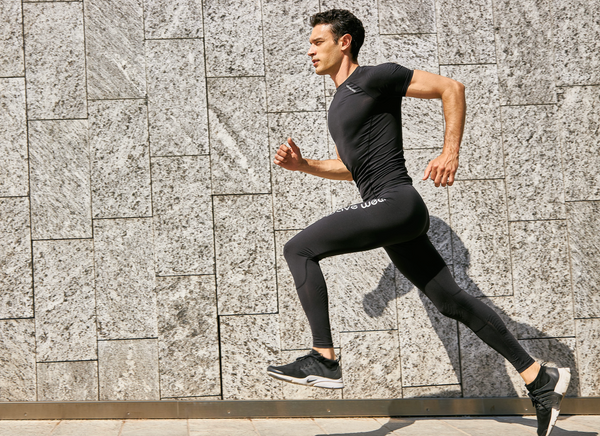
0;397;598;420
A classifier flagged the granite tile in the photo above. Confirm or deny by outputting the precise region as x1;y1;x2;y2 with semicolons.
143;0;203;39
566;201;600;318
279;349;343;399
400;99;445;151
84;0;146;99
157;275;220;398
263;0;325;112
402;385;462;398
93;218;157;340
98;339;159;400
502;105;565;221
22;2;86;119
0;78;28;197
269;112;331;230
0;197;32;319
575;318;600;397
207;77;270;195
557;86;600;201
440;65;504;180
37;361;98;401
517;337;578;397
459;295;523;397
266;74;326;113
340;330;402;399
152;156;214;276
33;239;97;362
0;319;36;401
379;0;436;34
219;314;281;399
449;180;512;297
275;231;340;351
396;274;461;387
146;39;208;156
510;221;573;339
379;34;439;74
493;0;556;105
89;99;151;219
0;0;24;77
213;195;277;315
435;0;496;64
404;149;451;263
203;0;264;77
552;0;600;86
333;248;397;332
28;120;91;239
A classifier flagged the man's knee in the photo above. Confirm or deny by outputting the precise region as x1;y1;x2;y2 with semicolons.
283;236;306;262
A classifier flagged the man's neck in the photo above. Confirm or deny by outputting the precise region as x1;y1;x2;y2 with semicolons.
330;59;360;88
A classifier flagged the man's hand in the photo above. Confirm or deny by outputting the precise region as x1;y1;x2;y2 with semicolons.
423;152;459;187
273;138;306;172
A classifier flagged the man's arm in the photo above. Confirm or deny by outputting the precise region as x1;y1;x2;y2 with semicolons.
273;138;353;181
406;69;466;187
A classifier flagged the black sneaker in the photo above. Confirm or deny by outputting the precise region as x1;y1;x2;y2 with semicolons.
267;349;344;389
528;366;571;436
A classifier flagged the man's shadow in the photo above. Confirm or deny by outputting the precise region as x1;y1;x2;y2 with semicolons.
315;419;414;436
362;215;580;399
315;417;598;436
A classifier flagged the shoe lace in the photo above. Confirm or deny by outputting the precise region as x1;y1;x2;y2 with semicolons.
529;390;560;411
528;392;549;411
294;352;340;366
295;354;315;362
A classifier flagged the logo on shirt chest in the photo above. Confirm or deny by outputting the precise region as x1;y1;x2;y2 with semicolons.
346;84;359;93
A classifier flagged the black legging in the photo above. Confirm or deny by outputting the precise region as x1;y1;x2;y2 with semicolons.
283;184;535;373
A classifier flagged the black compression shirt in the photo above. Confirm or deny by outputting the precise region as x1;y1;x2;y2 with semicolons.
328;63;414;201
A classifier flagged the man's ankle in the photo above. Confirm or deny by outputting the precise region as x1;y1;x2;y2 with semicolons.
312;347;336;360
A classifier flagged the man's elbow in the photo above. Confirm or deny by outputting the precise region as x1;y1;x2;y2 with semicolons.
441;80;465;101
453;80;465;95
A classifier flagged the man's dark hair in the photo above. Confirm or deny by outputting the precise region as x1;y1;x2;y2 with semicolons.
310;9;365;61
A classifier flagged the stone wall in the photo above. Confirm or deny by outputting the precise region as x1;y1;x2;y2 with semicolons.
1;0;599;402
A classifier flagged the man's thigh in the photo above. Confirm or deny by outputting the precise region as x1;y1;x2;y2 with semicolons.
286;198;410;261
384;234;447;290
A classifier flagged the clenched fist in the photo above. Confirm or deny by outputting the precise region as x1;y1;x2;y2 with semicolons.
273;138;306;172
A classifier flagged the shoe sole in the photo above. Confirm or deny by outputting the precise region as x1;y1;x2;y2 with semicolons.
546;367;571;436
267;370;344;389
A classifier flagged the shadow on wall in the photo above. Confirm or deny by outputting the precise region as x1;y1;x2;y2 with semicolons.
362;215;579;398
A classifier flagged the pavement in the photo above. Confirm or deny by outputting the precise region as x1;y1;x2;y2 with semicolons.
0;416;598;436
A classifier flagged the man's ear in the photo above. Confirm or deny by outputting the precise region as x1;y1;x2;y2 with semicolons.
339;33;353;52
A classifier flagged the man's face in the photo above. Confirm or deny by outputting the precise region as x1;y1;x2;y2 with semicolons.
307;24;344;75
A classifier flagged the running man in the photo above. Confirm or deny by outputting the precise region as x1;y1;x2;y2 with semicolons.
266;9;570;436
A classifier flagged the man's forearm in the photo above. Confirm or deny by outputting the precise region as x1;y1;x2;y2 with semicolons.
441;82;466;156
300;158;353;181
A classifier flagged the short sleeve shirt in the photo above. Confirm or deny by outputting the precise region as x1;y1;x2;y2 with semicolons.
327;63;414;201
